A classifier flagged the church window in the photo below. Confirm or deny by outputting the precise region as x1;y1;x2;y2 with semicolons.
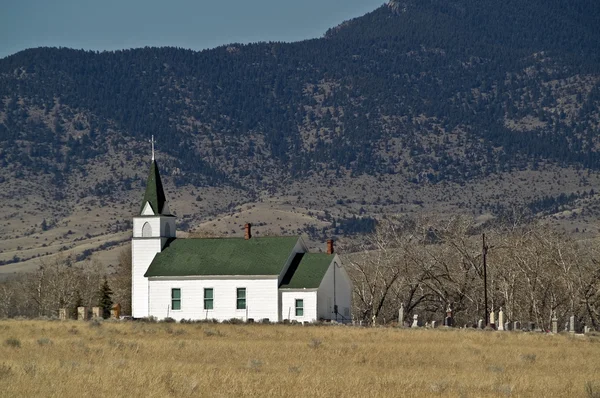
295;299;303;316
236;288;246;310
171;288;181;310
204;288;214;310
142;222;152;237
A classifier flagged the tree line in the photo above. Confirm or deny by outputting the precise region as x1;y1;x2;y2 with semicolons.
0;250;131;319
343;216;600;330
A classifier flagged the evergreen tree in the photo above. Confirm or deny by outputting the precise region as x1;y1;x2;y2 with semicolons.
97;278;113;319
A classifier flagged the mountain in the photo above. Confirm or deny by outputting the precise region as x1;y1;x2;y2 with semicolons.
1;0;600;273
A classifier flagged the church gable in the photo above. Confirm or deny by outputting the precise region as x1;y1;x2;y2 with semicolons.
141;201;155;216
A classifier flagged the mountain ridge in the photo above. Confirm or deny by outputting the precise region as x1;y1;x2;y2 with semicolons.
1;0;600;272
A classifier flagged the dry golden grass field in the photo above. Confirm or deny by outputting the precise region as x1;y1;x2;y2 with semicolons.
1;320;599;398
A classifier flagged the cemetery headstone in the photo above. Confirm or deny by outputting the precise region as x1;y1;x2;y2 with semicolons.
514;321;521;331
398;303;404;326
478;319;484;329
92;307;102;319
431;321;437;328
569;315;576;334
489;310;496;329
412;314;419;328
498;308;505;331
504;322;511;331
551;314;558;334
59;308;67;321
77;306;87;321
444;304;454;327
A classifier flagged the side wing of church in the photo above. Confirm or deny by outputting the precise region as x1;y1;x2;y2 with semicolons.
131;159;352;323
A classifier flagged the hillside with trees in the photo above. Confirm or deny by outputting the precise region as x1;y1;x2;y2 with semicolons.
0;0;600;271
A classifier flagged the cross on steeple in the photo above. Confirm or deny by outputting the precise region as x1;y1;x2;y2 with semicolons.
150;135;155;161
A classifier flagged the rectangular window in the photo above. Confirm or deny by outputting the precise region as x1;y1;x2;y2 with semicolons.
171;288;181;310
295;299;304;317
204;288;213;310
237;288;246;310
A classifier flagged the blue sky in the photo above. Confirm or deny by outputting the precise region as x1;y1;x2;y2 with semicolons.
0;0;385;59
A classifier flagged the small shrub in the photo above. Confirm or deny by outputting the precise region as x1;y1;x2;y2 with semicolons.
585;381;600;398
0;364;12;379
308;338;322;349
224;318;244;325
89;319;103;328
161;317;176;323
23;362;37;376
4;338;21;348
204;328;222;337
37;338;52;346
429;381;449;394
520;353;536;364
247;359;262;372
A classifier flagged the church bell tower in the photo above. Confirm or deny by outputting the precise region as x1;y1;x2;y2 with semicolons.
131;137;176;318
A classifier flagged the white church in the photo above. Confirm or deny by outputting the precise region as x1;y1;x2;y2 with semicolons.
131;156;352;323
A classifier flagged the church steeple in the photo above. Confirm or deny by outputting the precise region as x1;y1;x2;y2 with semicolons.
140;160;169;215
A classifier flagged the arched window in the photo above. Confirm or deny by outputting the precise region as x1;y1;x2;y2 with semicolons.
142;222;152;237
165;223;172;237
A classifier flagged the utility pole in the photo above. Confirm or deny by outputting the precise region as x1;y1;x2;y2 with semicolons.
482;233;489;326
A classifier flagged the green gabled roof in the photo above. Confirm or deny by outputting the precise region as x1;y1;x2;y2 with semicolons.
140;160;168;215
144;236;300;277
279;253;333;289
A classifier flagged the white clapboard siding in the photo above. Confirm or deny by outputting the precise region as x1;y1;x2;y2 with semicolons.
148;277;279;322
317;255;353;321
131;238;163;318
280;291;318;322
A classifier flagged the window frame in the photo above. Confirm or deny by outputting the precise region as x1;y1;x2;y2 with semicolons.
171;288;181;311
295;299;304;317
204;288;214;310
236;287;246;310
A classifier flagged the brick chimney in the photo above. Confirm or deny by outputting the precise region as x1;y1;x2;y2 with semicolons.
326;239;334;255
244;223;252;240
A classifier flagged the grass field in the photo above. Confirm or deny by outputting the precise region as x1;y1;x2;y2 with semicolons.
1;320;599;397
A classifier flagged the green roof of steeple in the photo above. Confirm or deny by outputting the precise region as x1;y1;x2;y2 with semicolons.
140;160;168;215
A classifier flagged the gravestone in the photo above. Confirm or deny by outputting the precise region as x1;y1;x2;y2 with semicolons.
444;304;454;327
584;326;591;334
77;306;87;321
528;322;535;331
504;322;511;331
111;303;121;319
513;321;521;331
412;314;419;328
551;314;558;334
59;308;67;321
569;315;576;333
398;303;404;326
478;319;484;329
498;308;505;331
489;310;496;329
431;321;437;328
92;307;102;319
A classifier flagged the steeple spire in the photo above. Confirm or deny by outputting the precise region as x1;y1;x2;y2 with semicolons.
151;135;155;161
140;137;169;215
